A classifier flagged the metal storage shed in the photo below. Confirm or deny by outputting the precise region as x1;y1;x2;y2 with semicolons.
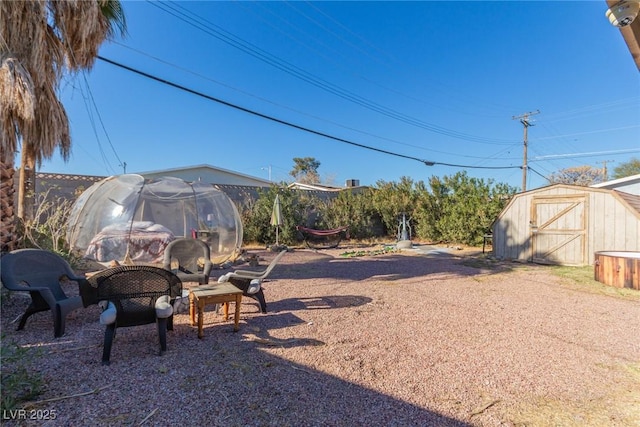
492;184;640;266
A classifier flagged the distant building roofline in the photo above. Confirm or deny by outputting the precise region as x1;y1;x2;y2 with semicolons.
135;164;272;185
37;172;105;181
591;173;640;188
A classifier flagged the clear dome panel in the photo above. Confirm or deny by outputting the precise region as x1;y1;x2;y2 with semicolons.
67;174;144;251
67;175;243;264
134;177;198;238
191;182;244;262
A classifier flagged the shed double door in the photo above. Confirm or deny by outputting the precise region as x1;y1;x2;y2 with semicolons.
530;195;587;265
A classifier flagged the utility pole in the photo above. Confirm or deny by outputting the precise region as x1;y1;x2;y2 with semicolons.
597;160;615;181
512;110;539;192
262;165;272;181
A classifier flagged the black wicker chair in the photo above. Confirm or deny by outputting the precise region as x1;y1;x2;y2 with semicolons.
0;249;85;338
163;238;212;285
80;265;182;365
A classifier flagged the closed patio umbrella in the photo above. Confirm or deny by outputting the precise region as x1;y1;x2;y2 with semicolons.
270;194;283;245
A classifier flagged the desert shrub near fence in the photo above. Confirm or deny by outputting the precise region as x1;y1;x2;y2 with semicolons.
11;173;515;251
370;177;421;238
15;189;78;262
416;172;515;245
242;172;516;247
314;188;381;240
241;185;309;246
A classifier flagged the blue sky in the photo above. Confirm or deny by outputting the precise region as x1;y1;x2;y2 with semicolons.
44;1;640;191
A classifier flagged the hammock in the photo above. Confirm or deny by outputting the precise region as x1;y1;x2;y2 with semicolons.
296;226;349;249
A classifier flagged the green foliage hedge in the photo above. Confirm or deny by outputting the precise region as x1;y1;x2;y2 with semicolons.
242;171;517;246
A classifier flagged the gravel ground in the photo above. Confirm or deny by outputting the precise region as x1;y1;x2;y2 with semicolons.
1;245;639;426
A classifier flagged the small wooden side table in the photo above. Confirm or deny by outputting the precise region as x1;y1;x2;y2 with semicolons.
189;283;243;339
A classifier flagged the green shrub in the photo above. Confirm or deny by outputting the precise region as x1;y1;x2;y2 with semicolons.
314;188;380;240
241;185;310;246
0;336;44;411
240;173;517;247
415;172;515;245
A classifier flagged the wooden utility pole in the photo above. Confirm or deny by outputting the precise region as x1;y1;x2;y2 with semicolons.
597;160;615;181
513;110;540;192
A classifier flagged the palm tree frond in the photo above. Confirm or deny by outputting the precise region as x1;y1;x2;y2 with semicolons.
1;0;126;224
0;55;36;121
100;0;127;39
23;85;71;166
51;0;125;69
0;54;34;157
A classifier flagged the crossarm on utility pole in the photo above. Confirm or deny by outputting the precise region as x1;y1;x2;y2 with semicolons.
512;110;540;191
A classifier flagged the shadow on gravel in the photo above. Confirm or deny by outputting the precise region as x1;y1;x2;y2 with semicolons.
211;346;475;427
261;251;509;282
1;298;474;427
268;295;373;312
0;249;520;425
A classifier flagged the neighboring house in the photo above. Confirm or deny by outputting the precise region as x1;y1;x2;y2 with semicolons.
288;182;343;192
27;164;272;206
138;164;272;187
591;173;640;195
288;179;369;201
492;184;640;266
25;165;360;213
288;179;366;192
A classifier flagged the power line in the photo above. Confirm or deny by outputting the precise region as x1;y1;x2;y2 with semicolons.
111;40;516;161
531;148;640;160
79;70;126;174
59;22;125;175
147;0;516;145
527;145;567;183
542;97;639;122
75;77;113;174
96;55;430;165
97;55;522;171
528;166;551;183
533;125;640;141
301;1;520;117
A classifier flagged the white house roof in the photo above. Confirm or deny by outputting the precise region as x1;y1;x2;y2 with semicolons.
591;174;640;195
287;182;343;192
136;164;272;186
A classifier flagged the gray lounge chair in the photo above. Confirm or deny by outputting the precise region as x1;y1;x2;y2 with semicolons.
163;238;212;285
0;249;85;338
217;249;287;313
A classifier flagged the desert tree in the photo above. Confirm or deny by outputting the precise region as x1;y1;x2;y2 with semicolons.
547;165;603;186
290;157;321;184
612;157;640;179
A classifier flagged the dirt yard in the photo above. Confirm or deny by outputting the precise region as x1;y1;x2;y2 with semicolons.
1;244;639;426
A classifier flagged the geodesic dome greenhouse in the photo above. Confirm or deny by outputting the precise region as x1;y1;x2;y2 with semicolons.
66;174;243;264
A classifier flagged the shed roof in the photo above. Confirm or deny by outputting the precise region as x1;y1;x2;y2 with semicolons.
494;183;640;224
614;190;640;217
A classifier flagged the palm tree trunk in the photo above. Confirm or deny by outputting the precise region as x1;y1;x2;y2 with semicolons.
17;142;36;221
0;155;17;252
